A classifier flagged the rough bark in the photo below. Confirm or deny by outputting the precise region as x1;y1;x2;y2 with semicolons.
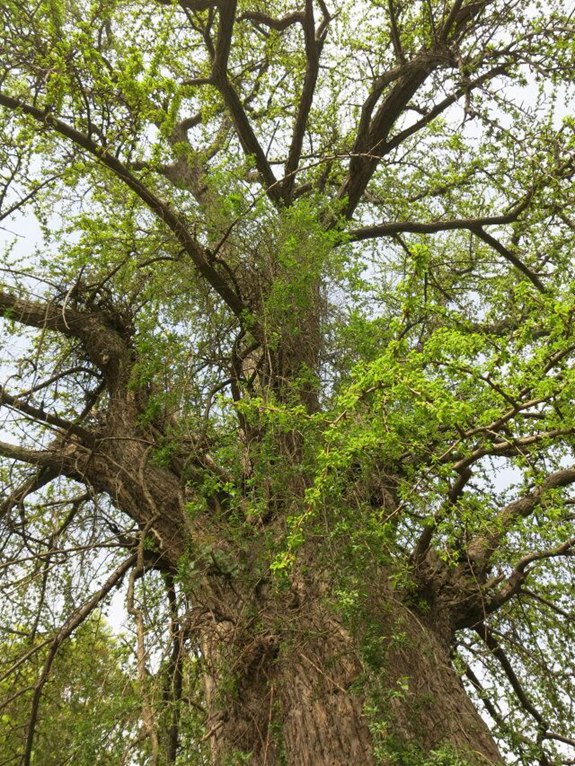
196;578;504;765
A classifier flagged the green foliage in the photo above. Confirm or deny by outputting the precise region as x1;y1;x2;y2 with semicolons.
0;617;141;765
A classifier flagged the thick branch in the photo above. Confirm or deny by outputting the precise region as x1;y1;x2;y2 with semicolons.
488;535;575;608
340;3;505;218
0;290;130;390
351;209;544;290
239;11;304;31
0;385;92;442
157;0;217;9
467;466;575;569
282;0;324;203
340;54;436;216
350;201;530;241
0;438;71;470
211;2;280;203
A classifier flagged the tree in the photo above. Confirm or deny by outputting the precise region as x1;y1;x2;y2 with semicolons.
0;0;574;763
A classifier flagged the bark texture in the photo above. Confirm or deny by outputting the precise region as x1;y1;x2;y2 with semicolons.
195;574;503;765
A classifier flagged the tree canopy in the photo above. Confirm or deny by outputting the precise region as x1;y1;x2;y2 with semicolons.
1;1;575;764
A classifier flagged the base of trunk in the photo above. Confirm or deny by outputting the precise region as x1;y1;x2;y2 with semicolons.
201;590;502;765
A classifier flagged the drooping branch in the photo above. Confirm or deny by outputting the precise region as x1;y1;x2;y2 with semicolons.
471;226;545;292
474;623;552;746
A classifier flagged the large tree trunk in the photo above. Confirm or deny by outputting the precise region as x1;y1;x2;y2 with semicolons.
66;426;502;764
54;377;502;765
198;578;503;765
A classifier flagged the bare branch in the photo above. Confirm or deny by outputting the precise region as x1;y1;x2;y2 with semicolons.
350;203;544;290
385;63;507;151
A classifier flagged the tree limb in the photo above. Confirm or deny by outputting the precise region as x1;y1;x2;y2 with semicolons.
0;466;59;522
239;11;304;31
0;384;93;442
350;206;545;289
282;0;325;203
350;200;531;241
467;466;575;569
210;2;280;203
474;622;549;730
0;92;246;318
470;225;545;292
0;289;131;390
452;429;574;473
488;535;575;608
